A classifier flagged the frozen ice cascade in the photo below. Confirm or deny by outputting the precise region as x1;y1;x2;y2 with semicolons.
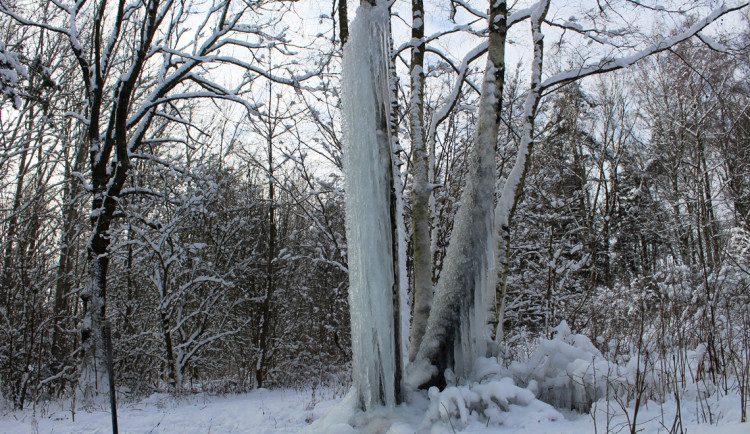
341;0;400;411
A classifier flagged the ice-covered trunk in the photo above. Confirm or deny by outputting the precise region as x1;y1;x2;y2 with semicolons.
494;1;549;343
411;1;507;387
342;0;402;410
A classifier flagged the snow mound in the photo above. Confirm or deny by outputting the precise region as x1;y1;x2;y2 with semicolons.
304;368;563;432
421;377;561;431
507;321;616;412
302;389;360;433
403;356;563;432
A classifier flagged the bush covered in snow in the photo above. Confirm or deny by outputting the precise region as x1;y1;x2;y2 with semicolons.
504;321;615;412
0;42;26;109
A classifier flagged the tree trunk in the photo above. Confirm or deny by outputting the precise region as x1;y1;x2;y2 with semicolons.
338;0;349;46
386;3;407;402
493;1;549;344
256;98;277;388
408;0;431;362
80;222;112;400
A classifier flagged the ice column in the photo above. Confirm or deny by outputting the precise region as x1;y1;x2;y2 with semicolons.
341;1;399;410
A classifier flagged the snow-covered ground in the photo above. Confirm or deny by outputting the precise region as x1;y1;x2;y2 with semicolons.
2;328;747;433
1;385;746;433
0;387;343;434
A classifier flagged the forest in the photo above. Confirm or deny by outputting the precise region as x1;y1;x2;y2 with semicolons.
0;0;749;432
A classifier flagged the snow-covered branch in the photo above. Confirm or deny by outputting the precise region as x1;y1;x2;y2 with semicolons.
541;2;749;92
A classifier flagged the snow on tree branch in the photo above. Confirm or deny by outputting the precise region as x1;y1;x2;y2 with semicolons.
541;2;749;92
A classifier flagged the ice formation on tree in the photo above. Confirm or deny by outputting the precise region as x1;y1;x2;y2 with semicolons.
341;0;401;410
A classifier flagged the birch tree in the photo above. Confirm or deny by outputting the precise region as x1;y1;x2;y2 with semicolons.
408;0;431;361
